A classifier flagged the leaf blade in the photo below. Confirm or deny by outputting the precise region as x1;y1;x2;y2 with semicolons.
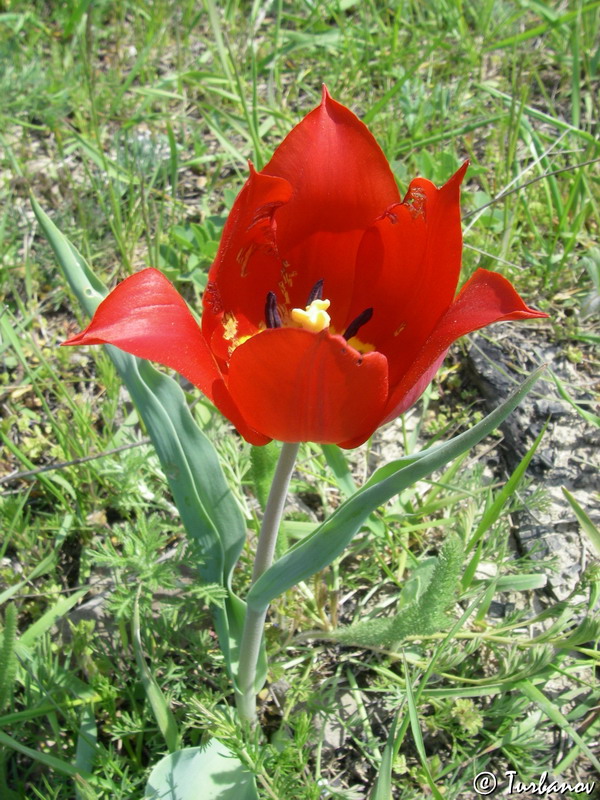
248;367;544;611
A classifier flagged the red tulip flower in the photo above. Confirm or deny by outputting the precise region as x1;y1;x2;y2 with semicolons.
63;88;546;448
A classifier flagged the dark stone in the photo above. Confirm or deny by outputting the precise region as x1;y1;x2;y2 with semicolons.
466;327;600;600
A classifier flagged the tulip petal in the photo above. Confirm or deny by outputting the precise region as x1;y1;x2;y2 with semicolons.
266;87;400;234
351;163;468;380
260;87;402;321
63;268;270;445
227;328;389;445
380;268;548;424
202;166;293;352
63;268;221;393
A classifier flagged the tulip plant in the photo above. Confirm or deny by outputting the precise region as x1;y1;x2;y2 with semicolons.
35;88;546;798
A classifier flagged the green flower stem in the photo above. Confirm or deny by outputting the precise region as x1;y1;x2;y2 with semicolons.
236;441;300;725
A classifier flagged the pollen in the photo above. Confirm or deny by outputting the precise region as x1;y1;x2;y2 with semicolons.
222;313;238;341
290;298;331;333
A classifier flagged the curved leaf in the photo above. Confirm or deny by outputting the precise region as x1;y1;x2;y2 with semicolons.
248;366;544;612
32;197;265;687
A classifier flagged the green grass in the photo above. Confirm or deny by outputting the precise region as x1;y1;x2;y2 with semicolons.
1;0;599;798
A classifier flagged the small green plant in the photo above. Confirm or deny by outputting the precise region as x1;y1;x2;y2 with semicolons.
324;535;464;649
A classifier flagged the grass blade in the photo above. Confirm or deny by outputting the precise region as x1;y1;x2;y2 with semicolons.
74;703;98;800
483;2;600;52
369;708;400;800
562;488;600;556
466;421;548;552
0;604;18;712
402;656;444;800
518;679;600;773
0;729;92;779
550;370;600;427
19;588;88;650
133;594;179;753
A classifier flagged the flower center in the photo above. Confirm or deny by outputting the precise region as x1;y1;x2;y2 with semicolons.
258;281;375;354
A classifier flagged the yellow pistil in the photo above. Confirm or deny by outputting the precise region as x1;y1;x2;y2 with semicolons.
290;298;331;333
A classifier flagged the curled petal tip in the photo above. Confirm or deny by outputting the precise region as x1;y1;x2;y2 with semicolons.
453;160;469;185
525;308;549;319
320;84;331;104
62;327;97;347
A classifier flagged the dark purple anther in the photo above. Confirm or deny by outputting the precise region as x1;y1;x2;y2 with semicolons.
343;307;373;340
306;278;324;304
265;292;283;328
